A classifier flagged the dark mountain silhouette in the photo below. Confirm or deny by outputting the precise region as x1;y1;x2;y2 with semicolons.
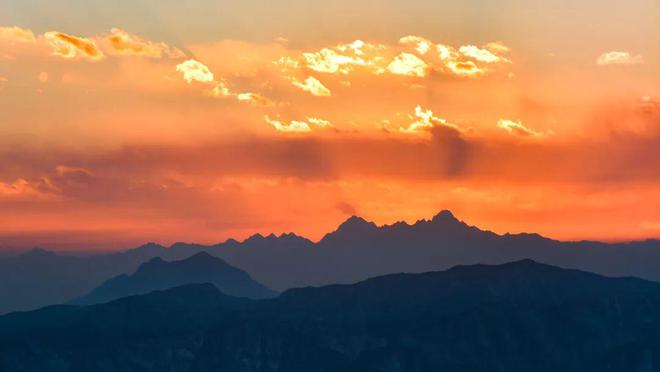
71;252;277;305
3;261;660;371
2;210;660;314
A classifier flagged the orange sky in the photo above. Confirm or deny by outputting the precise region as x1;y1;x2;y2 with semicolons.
0;1;659;250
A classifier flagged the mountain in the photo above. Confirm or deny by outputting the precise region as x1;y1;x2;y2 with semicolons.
2;210;660;314
71;252;277;305
3;260;660;371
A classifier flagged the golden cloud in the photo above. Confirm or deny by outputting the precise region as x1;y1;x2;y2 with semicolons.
0;26;36;43
497;119;542;137
292;76;332;96
264;116;333;133
303;47;367;74
459;45;505;63
387;53;428;77
264;116;312;133
296;37;511;79
44;31;104;60
106;28;184;58
597;51;645;66
399;35;432;55
176;59;215;83
400;106;458;134
306;118;333;128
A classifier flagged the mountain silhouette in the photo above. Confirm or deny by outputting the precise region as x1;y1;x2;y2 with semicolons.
2;260;660;371
1;209;660;314
71;252;276;305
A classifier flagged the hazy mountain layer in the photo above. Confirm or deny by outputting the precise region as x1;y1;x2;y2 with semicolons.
2;260;660;371
71;252;277;305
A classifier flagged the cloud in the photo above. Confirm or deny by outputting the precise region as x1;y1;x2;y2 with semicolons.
176;59;215;83
106;28;184;59
0;178;54;200
263;116;333;133
399;36;432;55
297;37;511;80
387;53;428;77
0;26;36;43
307;118;333;128
597;51;644;66
208;80;233;97
497;119;543;138
264;116;312;133
303;47;367;74
175;57;277;107
205;80;276;107
44;31;104;60
445;60;484;77
400;106;458;134
237;93;276;107
459;45;505;63
292;76;331;96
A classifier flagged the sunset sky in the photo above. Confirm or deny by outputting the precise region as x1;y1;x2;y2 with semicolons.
0;0;659;250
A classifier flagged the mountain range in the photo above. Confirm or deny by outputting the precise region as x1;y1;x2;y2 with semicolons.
71;252;277;305
2;260;660;371
1;210;659;314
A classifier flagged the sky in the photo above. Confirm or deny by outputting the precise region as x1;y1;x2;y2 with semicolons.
0;0;659;251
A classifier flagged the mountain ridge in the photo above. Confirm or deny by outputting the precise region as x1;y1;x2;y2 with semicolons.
1;209;660;315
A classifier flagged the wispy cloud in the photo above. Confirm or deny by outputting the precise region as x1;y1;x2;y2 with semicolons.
44;31;104;60
497;119;544;138
597;51;644;66
292;76;332;96
0;26;36;43
106;28;184;59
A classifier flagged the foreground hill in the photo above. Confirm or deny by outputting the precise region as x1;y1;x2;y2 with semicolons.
2;210;660;314
2;260;660;371
71;252;277;305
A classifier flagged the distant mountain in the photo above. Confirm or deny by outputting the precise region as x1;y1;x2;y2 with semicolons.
71;252;277;305
3;260;660;371
2;210;660;314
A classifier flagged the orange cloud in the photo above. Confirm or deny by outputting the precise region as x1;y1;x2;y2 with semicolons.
292;76;331;96
176;59;214;83
106;28;184;59
208;80;233;97
44;31;104;60
597;51;644;66
497;119;543;138
445;60;484;77
0;26;36;43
